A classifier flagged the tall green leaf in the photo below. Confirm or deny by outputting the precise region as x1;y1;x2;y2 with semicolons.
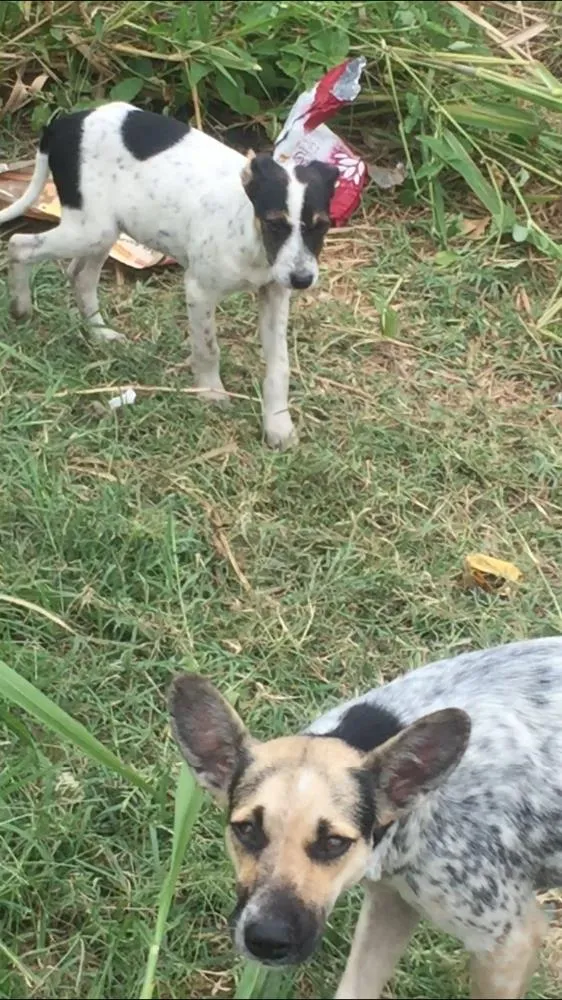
0;660;153;794
235;962;289;1000
442;101;541;138
420;131;515;230
140;765;204;1000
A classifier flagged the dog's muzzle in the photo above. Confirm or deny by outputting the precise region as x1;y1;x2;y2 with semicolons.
243;913;295;964
289;270;314;290
231;887;322;966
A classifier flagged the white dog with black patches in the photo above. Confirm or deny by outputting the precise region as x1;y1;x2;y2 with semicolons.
0;103;338;449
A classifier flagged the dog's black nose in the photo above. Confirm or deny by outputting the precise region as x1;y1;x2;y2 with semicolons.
289;272;313;290
244;916;293;962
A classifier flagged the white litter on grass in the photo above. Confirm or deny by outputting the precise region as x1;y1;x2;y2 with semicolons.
108;387;136;410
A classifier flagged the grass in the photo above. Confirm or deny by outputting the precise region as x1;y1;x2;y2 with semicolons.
1;184;561;996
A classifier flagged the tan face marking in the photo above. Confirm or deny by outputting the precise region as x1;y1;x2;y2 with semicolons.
311;211;331;226
169;673;471;966
262;210;291;223
227;735;373;913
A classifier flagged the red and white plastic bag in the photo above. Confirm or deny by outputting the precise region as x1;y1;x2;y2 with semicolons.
273;57;369;227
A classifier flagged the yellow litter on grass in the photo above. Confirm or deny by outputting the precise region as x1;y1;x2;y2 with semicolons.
463;553;523;596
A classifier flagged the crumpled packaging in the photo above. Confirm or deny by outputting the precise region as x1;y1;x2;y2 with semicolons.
274;57;369;226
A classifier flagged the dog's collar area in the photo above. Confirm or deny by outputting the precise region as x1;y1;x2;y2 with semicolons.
372;821;393;847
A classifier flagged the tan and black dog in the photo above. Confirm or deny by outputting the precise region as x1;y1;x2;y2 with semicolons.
169;637;562;999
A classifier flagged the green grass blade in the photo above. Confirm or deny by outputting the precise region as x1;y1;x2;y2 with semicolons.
430;178;447;243
235;963;269;1000
420;131;515;230
442;101;541;138
235;962;289;1000
139;765;204;1000
0;659;153;794
457;65;562;114
527;225;562;262
0;702;35;746
0;937;41;990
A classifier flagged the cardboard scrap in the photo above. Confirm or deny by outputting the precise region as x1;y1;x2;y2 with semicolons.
463;553;523;596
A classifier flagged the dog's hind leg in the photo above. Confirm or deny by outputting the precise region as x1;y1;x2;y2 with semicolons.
470;898;546;999
67;252;125;342
184;274;228;406
7;213;117;325
335;882;419;1000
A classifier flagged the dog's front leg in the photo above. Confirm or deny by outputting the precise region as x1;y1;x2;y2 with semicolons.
469;898;546;999
258;282;296;450
184;274;228;406
335;882;419;1000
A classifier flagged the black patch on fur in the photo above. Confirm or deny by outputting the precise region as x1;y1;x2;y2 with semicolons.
242;154;291;265
243;154;289;215
121;109;190;161
260;215;292;267
352;768;392;845
40;109;93;209
229;885;250;930
321;703;402;846
352;768;377;840
327;702;402;754
306;819;354;863
372;821;393;846
227;746;254;810
295;160;339;257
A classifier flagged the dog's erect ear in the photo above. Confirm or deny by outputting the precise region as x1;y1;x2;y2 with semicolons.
307;160;340;197
240;153;288;208
365;708;471;823
168;674;254;804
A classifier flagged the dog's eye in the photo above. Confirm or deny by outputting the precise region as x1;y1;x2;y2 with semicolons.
265;218;291;234
304;218;329;232
230;819;268;852
307;834;355;862
324;835;354;857
232;820;254;839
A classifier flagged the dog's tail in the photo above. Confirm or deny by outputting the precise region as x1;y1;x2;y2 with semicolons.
0;149;50;224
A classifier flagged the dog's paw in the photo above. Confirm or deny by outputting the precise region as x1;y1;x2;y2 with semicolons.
10;299;32;322
264;413;298;451
91;325;127;344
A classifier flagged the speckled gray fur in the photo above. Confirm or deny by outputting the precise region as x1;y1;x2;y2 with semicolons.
307;636;562;953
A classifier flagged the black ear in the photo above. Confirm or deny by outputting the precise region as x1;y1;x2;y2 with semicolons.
241;152;283;189
307;160;340;197
168;674;254;804
365;708;471;822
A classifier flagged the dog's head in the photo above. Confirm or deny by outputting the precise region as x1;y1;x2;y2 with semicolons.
169;676;470;967
241;152;338;291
